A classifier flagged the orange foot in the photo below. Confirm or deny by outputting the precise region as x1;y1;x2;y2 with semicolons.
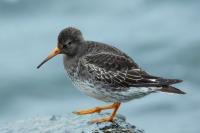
73;102;121;123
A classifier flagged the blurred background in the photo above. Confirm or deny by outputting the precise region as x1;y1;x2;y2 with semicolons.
0;0;200;132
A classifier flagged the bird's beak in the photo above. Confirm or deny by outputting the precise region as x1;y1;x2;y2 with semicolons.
37;47;61;69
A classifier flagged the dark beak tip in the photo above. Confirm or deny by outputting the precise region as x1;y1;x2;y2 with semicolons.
36;65;41;69
37;61;45;69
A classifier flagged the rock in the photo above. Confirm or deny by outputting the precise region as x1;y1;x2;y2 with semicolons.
0;113;144;133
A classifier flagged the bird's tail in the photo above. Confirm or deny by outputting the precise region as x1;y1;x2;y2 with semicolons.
160;86;186;94
157;78;183;85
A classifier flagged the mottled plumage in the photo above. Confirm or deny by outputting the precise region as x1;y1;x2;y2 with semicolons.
62;40;184;102
37;27;185;123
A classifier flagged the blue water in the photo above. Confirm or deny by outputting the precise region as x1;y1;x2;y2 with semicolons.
0;0;200;132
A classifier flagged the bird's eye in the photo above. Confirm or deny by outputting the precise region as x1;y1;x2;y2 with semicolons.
68;41;72;45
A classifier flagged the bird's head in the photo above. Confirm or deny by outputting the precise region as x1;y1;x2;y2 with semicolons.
37;27;84;69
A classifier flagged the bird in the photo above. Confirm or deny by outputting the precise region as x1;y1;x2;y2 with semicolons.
37;27;185;123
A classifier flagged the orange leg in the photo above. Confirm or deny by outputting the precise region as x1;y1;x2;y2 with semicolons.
73;102;121;123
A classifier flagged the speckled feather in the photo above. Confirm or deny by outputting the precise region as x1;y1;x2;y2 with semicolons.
58;27;185;103
63;41;183;102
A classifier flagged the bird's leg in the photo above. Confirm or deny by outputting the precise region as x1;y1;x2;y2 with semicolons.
90;102;121;123
73;103;119;115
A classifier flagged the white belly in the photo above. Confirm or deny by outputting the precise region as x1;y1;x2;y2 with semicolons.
72;79;158;103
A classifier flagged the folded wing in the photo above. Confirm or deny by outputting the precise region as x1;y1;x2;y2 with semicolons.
81;52;182;88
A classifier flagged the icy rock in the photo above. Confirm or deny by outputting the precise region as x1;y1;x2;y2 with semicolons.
0;113;144;133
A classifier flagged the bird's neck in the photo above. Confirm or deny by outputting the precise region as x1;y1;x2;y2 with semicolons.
63;54;78;75
63;42;87;76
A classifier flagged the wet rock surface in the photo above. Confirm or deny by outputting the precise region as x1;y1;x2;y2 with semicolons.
0;113;144;133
